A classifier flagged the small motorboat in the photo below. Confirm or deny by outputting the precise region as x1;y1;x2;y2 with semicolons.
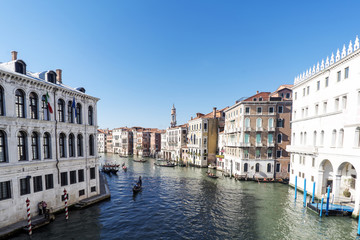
133;185;142;194
207;172;219;179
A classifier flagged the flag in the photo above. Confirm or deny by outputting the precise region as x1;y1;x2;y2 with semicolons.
72;96;77;117
45;92;53;113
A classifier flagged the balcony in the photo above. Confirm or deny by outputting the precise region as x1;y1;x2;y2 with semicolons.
286;145;318;155
255;142;263;147
244;127;251;132
256;127;263;132
239;142;251;147
267;141;275;147
227;142;239;147
268;127;275;132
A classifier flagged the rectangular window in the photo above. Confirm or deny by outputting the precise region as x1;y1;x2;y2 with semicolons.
335;98;339;111
244;149;249;158
295;92;297;100
276;119;284;128
245;107;250;114
90;167;96;179
325;77;329;87
257;107;262;114
278;106;283;113
269;107;274;114
79;189;85;196
20;178;31;195
33;176;42;192
337;71;341;82
0;181;11;200
311;176;314;182
61;172;68;186
276;163;280;172
204;123;207;131
312;158;315;167
299;172;301;177
45;174;54;190
255;149;261;159
236;162;240;171
307;86;310;95
303;88;305;96
78;169;84;182
276;150;282;158
256;133;261;143
267;149;272;158
345;67;349;79
244;133;250;143
91;186;96;192
70;170;77;184
317;81;320;91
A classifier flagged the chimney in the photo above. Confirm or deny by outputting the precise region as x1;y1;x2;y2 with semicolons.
256;91;259;94
213;107;217;118
56;69;62;84
11;51;18;61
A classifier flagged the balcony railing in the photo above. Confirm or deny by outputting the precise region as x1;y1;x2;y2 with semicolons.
267;141;275;147
256;127;263;132
268;127;275;132
255;142;263;147
244;127;251;132
239;142;251;147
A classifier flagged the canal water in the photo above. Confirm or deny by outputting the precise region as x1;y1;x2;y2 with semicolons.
11;154;360;239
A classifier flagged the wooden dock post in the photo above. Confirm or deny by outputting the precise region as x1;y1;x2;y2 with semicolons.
326;186;330;216
312;182;315;203
295;176;297;200
320;197;324;217
303;190;307;207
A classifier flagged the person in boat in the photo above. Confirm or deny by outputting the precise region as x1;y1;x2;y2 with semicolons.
138;176;142;186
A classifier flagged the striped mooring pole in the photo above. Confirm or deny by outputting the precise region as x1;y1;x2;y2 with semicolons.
26;198;32;236
64;189;69;220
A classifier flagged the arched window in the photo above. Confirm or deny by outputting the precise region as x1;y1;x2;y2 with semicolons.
356;127;360;147
320;131;325;146
29;92;38;119
313;131;317;146
89;135;94;156
77;134;83;157
244;163;248;172
268;118;274;129
332;130;337;147
76;103;82;124
277;134;282;143
69;133;75;157
304;132;307;145
68;101;74;123
0;130;7;162
17;131;27;161
15;61;26;74
267;163;271;173
0;86;4;116
43;132;51;159
88;106;93;125
59;133;66;158
255;163;260;172
58;99;65;122
31;132;40;160
42;95;50;121
245;118;250;128
47;71;56;83
256;118;262;128
15;89;25;118
338;129;344;147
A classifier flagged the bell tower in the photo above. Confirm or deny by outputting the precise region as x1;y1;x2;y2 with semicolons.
171;104;177;127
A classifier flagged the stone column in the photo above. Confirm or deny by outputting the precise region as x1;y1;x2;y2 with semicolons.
317;170;324;195
333;174;342;203
352;178;360;217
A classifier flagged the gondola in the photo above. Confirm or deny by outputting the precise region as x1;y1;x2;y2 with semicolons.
133;159;147;163
154;162;175;167
133;185;142;194
207;173;219;179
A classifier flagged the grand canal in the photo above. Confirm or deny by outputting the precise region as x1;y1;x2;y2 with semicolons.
11;154;360;239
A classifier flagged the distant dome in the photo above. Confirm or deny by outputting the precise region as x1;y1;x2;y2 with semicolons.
76;87;86;93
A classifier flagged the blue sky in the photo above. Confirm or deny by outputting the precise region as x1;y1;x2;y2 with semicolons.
0;1;359;129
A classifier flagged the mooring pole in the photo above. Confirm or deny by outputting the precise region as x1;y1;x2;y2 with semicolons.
312;182;315;203
320;197;324;217
303;190;307;207
357;214;360;235
326;186;330;216
295;176;298;200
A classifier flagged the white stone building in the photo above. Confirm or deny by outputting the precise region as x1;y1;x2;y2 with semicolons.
0;51;100;227
287;36;360;216
163;124;188;161
97;129;106;153
112;128;122;154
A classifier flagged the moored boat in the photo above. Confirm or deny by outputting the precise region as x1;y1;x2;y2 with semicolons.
154;162;175;167
133;159;147;163
133;185;142;193
207;172;219;179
